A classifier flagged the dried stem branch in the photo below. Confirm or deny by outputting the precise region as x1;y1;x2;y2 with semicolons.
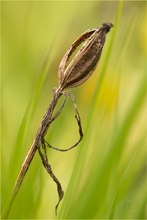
1;86;63;218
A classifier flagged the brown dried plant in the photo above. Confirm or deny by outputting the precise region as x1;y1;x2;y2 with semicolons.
2;22;113;217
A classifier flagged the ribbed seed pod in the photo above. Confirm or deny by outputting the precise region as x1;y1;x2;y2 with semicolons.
58;22;113;89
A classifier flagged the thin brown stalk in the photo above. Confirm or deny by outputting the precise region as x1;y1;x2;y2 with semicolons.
1;86;63;218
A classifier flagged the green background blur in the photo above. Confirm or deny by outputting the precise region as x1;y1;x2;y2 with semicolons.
1;1;146;219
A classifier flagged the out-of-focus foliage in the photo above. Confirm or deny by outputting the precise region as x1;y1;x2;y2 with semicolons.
1;1;146;219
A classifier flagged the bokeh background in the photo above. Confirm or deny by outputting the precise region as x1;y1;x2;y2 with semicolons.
1;1;146;219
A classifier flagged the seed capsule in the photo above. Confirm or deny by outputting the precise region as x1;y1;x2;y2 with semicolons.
58;22;113;89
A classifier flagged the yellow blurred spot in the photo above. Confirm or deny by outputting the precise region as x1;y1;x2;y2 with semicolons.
98;75;119;116
139;13;147;54
81;69;119;116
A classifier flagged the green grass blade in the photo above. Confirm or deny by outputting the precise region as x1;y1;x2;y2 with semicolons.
59;1;124;218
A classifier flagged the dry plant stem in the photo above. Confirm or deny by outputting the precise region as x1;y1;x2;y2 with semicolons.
3;85;83;218
3;86;63;218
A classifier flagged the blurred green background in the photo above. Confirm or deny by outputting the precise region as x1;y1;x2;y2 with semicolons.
1;1;147;219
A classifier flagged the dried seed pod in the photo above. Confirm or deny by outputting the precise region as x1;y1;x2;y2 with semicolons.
58;22;113;89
